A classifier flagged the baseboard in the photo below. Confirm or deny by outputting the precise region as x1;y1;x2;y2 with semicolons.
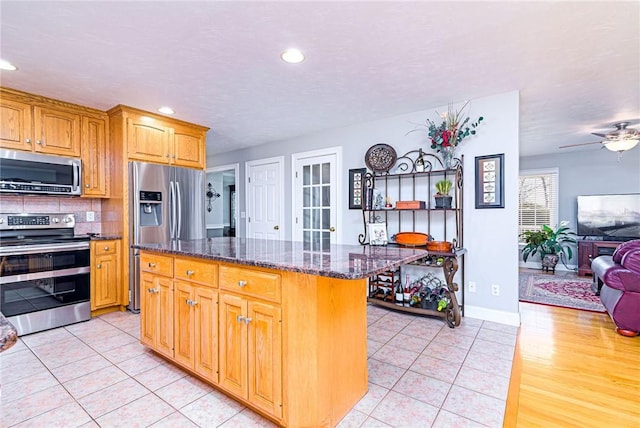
465;305;521;327
519;261;578;272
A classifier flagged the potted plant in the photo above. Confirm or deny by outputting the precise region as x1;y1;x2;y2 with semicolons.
521;222;577;272
434;179;453;209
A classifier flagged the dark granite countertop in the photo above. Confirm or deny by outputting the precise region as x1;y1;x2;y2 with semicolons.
0;313;18;353
133;237;429;280
86;234;122;241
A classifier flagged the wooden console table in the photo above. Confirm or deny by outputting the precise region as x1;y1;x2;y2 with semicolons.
577;240;622;277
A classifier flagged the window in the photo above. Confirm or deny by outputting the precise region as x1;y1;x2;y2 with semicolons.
519;168;558;239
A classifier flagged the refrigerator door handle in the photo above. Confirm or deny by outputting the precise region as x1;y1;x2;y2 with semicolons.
170;180;177;239
176;181;182;238
132;163;140;244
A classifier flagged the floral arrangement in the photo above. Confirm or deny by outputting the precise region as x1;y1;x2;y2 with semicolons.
423;101;484;153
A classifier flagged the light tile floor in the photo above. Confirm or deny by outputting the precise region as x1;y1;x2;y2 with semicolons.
0;306;516;427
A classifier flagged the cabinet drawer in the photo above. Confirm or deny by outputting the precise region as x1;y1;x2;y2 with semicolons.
140;252;173;277
219;265;281;303
94;240;118;255
174;256;217;287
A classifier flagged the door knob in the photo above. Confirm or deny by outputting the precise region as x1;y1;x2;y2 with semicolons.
274;225;279;230
329;227;336;232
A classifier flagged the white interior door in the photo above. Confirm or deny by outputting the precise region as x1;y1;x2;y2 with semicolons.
292;147;342;250
246;157;284;240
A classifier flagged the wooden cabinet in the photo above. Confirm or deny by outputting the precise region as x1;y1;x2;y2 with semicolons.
140;252;174;359
219;286;282;419
0;97;32;150
109;106;208;169
578;240;622;276
0;96;81;157
81;115;110;197
173;256;219;383
90;240;121;312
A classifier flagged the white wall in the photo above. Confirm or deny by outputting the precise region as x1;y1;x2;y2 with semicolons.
205;172;224;228
208;91;521;324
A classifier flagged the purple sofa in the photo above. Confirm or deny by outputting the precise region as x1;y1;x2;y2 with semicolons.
591;239;640;337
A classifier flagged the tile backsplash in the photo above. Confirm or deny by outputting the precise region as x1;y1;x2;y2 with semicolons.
0;195;102;235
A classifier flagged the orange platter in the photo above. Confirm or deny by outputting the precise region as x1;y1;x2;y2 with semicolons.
394;232;430;247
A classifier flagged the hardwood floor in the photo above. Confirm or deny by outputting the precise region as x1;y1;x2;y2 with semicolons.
504;302;640;427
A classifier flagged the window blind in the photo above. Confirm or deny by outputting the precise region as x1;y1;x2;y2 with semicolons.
519;170;558;238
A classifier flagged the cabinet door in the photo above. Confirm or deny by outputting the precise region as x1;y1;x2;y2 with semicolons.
81;116;109;197
33;106;81;156
247;301;282;419
127;117;171;164
174;280;195;369
219;293;247;398
171;123;205;169
0;98;32;150
140;272;174;357
194;285;218;382
91;253;120;310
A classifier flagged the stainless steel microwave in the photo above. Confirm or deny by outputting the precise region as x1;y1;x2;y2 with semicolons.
0;149;82;196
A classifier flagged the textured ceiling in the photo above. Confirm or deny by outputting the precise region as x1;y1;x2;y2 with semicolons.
1;1;638;157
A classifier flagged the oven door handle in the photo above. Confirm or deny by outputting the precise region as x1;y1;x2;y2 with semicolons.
0;266;90;285
0;241;90;256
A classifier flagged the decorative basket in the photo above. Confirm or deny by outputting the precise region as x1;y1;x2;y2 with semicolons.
426;240;453;252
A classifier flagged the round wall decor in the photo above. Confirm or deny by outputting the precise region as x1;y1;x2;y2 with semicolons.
365;143;397;173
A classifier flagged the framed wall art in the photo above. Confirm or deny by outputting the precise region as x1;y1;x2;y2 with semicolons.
475;153;504;209
348;168;367;209
368;222;388;245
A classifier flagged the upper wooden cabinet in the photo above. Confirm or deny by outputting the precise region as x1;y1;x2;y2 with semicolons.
109;105;208;169
81;115;110;197
0;92;82;157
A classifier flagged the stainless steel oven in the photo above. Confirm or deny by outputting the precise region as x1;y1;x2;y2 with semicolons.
0;213;90;335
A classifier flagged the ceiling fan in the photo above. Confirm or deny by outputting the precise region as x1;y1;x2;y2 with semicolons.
559;121;640;153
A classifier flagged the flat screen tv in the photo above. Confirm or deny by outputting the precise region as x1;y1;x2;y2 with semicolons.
577;194;640;240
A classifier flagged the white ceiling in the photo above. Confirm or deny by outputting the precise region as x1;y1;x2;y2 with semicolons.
1;1;638;157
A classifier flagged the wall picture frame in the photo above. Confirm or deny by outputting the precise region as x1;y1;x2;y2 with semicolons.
368;222;388;245
475;153;504;209
348;168;367;209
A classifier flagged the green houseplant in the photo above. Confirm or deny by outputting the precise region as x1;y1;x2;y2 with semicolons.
521;222;577;272
434;179;453;209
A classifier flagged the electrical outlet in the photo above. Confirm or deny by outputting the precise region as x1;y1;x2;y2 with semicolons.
86;211;95;222
491;284;500;296
468;281;477;293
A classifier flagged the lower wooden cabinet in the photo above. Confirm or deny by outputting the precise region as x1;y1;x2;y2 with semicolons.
174;279;218;383
90;240;121;312
219;294;282;419
140;271;174;359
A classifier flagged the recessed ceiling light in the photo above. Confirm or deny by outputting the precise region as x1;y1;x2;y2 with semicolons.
281;48;305;64
158;106;174;115
0;59;17;71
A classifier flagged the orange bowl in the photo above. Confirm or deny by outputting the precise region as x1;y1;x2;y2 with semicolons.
394;232;430;247
426;240;453;252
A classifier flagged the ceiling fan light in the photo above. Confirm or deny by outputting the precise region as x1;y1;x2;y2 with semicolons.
603;139;639;152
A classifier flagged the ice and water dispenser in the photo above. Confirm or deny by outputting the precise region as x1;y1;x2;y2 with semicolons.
139;191;162;226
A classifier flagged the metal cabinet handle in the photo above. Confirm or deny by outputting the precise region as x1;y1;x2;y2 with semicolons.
238;280;247;287
148;262;156;268
243;317;252;325
186;299;198;306
25;138;31;143
96;264;102;269
236;315;245;323
36;140;43;145
186;270;195;276
85;184;90;188
148;288;159;294
104;246;110;251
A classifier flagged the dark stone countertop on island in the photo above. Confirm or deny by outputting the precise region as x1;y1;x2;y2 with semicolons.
0;312;18;353
133;237;429;280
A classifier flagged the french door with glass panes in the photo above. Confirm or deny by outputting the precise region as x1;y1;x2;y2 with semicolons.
293;150;340;250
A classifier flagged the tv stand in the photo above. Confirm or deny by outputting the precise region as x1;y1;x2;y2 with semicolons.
578;240;623;276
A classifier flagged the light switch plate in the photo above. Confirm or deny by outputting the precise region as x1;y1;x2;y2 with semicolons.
86;211;95;222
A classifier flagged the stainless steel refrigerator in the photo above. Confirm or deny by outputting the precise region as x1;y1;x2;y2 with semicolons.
128;161;206;313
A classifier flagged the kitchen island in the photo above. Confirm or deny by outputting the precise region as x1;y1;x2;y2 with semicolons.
134;237;427;427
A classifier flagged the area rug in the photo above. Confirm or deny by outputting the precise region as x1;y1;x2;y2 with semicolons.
519;274;606;312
